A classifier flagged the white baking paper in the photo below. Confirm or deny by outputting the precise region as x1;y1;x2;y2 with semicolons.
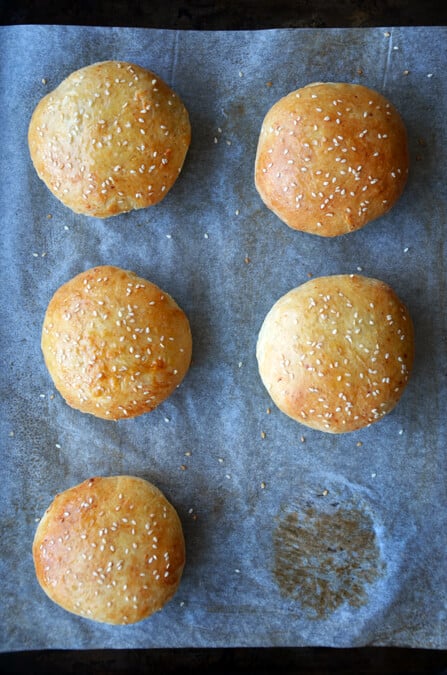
0;25;446;651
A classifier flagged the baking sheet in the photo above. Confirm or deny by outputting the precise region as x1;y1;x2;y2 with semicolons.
0;25;446;651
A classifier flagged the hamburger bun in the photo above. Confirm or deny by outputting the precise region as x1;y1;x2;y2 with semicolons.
41;265;192;420
254;82;409;236
33;475;185;624
256;274;414;433
28;60;191;218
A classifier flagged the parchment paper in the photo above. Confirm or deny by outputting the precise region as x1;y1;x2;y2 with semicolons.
0;25;446;651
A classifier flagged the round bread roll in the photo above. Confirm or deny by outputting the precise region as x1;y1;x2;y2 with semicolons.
41;265;192;420
254;82;409;236
33;475;185;624
256;274;414;433
28;60;191;218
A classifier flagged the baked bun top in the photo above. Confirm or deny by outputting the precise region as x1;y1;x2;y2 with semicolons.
28;61;191;218
256;274;414;433
41;265;192;420
33;475;185;624
254;82;409;236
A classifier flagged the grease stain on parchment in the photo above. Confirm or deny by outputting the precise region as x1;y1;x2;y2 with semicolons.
273;497;385;619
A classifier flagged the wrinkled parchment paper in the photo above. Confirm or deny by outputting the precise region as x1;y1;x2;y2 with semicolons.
0;25;446;650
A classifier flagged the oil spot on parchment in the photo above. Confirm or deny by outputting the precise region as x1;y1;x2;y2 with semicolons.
273;494;385;619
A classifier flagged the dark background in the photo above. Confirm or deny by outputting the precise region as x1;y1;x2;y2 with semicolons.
1;1;446;673
1;0;447;29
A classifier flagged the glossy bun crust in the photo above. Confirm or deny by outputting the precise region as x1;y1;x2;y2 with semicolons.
255;82;409;236
41;265;192;420
33;475;185;624
28;61;191;218
256;275;414;433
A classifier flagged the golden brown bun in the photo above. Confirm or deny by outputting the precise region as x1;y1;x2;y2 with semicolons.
256;274;414;433
28;61;191;218
254;82;409;236
41;265;192;420
33;475;185;624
